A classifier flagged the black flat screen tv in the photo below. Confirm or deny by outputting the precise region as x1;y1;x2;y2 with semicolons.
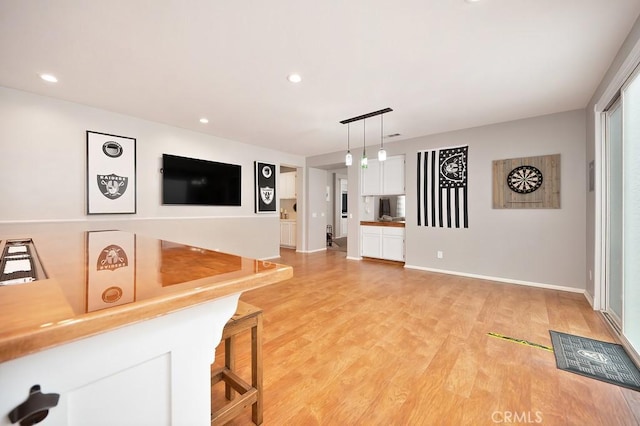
162;154;241;206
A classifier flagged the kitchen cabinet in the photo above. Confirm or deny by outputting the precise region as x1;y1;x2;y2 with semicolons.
361;159;381;195
280;220;296;247
361;226;382;258
381;227;405;261
361;155;405;195
280;172;297;199
360;225;405;261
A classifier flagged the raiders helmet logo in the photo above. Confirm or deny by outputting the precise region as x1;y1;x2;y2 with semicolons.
260;186;274;205
262;165;273;179
102;141;123;158
97;174;128;199
97;244;128;271
102;286;123;303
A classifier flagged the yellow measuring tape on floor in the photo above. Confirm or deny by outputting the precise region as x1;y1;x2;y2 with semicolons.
487;332;554;352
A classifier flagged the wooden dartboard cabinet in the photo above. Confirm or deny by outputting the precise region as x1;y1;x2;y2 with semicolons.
492;154;560;209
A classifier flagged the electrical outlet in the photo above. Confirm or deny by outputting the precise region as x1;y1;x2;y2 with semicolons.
437;251;443;259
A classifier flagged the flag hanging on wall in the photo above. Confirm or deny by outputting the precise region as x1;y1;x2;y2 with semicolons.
417;145;469;228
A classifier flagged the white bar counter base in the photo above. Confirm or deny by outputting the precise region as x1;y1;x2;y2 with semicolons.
1;295;238;425
0;231;292;426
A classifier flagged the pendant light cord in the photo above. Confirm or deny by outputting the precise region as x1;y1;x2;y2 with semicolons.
363;119;366;156
380;114;383;148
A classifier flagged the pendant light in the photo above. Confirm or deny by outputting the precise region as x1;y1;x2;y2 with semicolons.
378;113;387;161
339;108;392;168
361;119;368;168
345;123;353;166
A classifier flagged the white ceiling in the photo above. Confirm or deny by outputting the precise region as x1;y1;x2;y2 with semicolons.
1;1;639;157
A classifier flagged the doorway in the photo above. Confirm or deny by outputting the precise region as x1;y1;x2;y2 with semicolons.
325;169;347;252
338;177;348;238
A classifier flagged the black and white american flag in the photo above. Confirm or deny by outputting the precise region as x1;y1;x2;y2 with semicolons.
417;146;468;228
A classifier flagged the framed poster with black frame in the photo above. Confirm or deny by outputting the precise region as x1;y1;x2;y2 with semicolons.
254;161;276;213
86;131;137;214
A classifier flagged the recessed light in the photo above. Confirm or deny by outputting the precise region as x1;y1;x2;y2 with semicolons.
39;73;58;83
465;0;481;3
199;118;209;124
287;74;302;83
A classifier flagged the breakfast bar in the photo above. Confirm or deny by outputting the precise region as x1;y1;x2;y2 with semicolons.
0;230;292;425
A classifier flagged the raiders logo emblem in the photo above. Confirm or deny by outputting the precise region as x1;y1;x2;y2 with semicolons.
97;174;128;199
97;244;128;271
262;165;273;179
260;186;274;205
440;152;466;183
576;349;610;365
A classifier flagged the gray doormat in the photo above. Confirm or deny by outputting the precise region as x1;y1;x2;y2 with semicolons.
549;330;640;392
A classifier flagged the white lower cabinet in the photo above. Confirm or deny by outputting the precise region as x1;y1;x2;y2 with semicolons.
361;228;382;258
280;221;296;247
360;225;405;261
382;227;405;261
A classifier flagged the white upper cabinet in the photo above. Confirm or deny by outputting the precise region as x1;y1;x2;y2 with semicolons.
361;155;405;195
280;172;297;199
361;159;381;195
382;156;405;195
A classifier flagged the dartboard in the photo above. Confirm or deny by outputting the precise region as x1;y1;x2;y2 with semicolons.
507;165;543;194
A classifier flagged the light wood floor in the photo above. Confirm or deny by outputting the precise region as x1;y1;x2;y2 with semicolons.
211;249;640;425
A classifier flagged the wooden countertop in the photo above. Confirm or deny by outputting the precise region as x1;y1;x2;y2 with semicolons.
0;231;292;363
360;221;406;228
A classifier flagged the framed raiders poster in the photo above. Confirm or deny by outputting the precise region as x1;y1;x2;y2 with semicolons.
86;131;136;214
254;161;276;213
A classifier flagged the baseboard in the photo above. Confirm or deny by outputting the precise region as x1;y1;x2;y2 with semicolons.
346;256;362;261
583;290;595;308
403;264;586;295
296;247;327;254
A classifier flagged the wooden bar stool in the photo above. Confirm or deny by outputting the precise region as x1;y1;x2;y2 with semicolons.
211;301;263;425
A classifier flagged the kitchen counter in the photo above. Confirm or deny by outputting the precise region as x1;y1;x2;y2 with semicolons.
0;230;292;425
360;220;406;228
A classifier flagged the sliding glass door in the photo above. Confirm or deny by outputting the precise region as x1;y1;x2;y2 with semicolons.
622;68;640;353
605;67;640;356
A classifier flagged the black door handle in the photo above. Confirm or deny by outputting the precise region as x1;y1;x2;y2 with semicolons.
8;385;59;426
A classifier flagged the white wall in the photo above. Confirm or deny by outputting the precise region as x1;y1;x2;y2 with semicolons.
403;111;586;289
309;109;587;290
0;87;304;259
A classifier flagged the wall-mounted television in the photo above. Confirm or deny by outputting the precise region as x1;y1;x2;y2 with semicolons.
162;154;241;206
